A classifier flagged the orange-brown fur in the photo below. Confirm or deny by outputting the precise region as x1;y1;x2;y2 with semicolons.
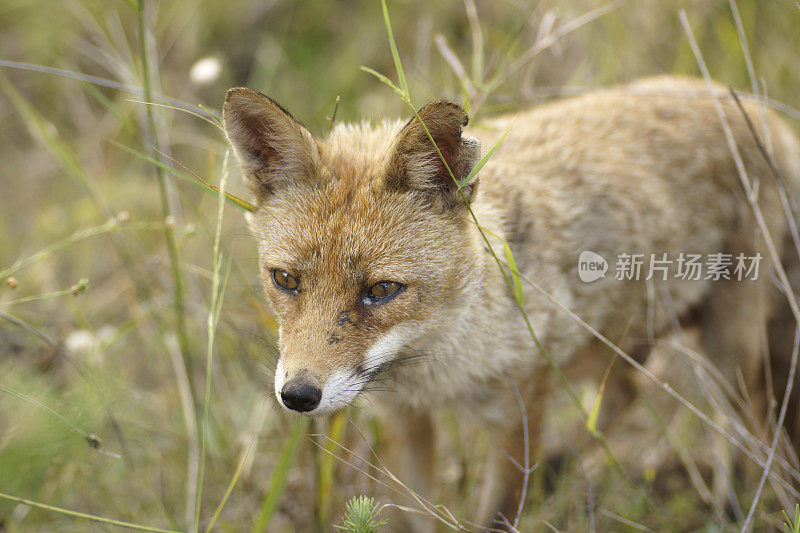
223;76;800;530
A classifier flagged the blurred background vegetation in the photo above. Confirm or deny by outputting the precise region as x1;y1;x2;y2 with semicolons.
0;0;799;531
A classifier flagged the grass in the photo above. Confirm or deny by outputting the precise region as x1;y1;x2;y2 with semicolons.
334;495;387;533
785;503;800;533
0;0;799;531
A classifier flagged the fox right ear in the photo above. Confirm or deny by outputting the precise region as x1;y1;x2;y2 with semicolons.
383;100;481;209
222;88;320;200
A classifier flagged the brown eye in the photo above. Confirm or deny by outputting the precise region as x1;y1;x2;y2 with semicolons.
272;270;299;292
369;281;402;299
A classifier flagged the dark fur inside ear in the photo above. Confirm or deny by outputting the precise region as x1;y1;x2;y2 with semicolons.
384;101;481;207
222;88;319;200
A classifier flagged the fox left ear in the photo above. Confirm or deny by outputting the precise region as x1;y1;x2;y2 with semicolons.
384;101;481;207
222;88;320;201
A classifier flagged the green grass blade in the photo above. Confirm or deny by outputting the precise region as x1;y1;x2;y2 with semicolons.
0;384;89;440
475;225;524;307
110;141;254;212
783;503;800;533
194;153;231;531
316;411;347;528
127;99;223;130
501;241;524;307
586;391;603;436
328;95;341;133
381;0;407;96
197;103;223;126
0;491;180;533
251;417;310;533
0;59;142;97
0;60;215;129
0;280;87;309
0;382;120;458
359;66;408;102
460;125;511;189
586;360;615;435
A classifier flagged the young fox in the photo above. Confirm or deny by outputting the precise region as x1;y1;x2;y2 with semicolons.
223;76;800;527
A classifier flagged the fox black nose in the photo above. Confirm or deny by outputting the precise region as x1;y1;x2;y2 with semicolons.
280;380;322;413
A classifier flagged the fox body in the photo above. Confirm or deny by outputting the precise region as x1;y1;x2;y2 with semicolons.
223;76;800;526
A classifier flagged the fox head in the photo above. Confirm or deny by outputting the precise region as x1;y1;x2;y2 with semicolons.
223;88;482;416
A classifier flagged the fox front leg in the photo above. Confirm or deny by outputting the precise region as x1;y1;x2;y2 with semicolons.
377;405;437;533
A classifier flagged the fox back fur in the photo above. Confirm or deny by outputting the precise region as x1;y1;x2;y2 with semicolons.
223;75;800;528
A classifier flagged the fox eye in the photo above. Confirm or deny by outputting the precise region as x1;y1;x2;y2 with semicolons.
272;269;299;292
368;281;403;299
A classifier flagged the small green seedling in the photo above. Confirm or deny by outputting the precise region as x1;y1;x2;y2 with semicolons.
783;503;800;533
334;495;387;533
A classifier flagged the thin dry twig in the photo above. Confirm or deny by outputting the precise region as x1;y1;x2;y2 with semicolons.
434;34;476;99
504;375;534;530
464;0;484;83
729;88;800;249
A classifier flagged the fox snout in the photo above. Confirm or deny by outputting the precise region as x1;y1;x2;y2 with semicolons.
273;355;365;417
279;378;322;413
273;324;414;416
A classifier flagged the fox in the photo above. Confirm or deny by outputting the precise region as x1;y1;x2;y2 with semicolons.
222;75;800;529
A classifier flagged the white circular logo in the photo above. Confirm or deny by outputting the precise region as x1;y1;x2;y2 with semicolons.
578;251;608;282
